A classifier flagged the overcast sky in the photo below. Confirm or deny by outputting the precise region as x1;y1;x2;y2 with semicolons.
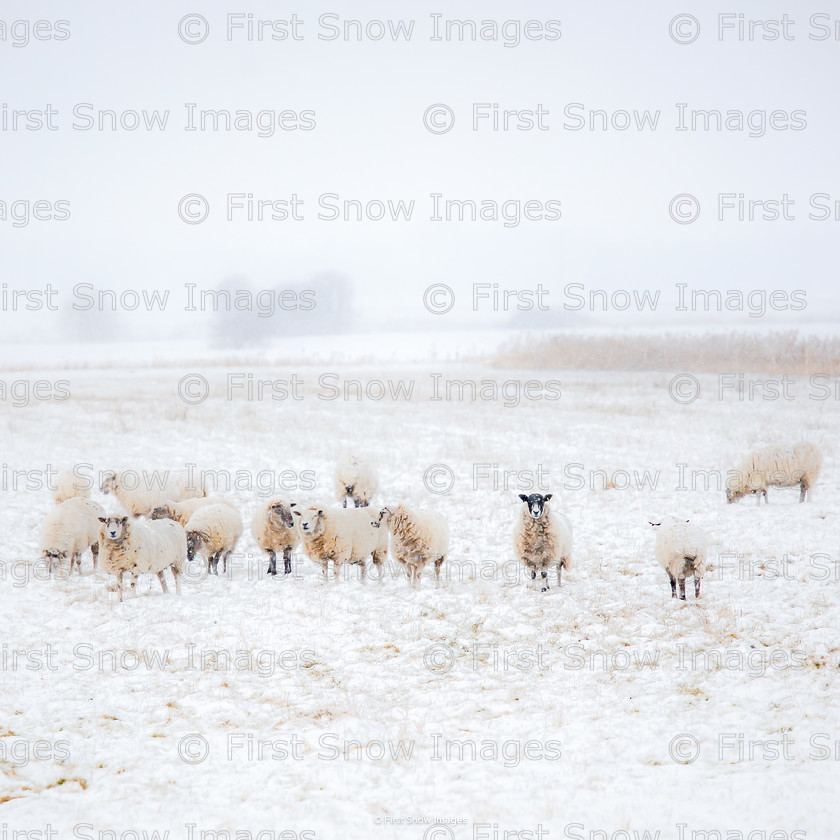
1;0;838;342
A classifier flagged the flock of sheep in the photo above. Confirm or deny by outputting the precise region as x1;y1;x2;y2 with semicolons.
38;443;823;601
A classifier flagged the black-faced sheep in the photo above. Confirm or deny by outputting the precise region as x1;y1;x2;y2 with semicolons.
514;493;572;592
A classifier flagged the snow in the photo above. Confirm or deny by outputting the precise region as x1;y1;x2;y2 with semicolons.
1;341;838;838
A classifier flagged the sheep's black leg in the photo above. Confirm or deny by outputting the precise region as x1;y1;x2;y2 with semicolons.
557;562;563;586
91;542;99;570
354;499;360;508
694;574;701;598
800;480;807;503
679;577;686;600
283;547;292;575
267;550;276;575
342;498;348;508
668;572;677;598
540;569;549;593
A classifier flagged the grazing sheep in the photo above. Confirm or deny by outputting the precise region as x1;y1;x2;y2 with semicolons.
381;505;448;587
514;493;573;593
150;496;237;526
185;503;244;576
334;454;379;508
649;516;708;600
40;498;105;575
251;498;300;576
51;467;92;505
726;441;822;504
292;506;388;581
100;468;207;517
98;515;186;601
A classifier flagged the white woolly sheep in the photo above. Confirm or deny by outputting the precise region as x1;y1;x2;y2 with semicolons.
51;467;92;505
649;516;708;600
40;498;105;575
100;468;207;517
251;498;300;576
726;441;822;505
98;515;186;601
334;454;379;508
380;505;449;587
150;496;237;526
185;503;244;576
292;506;388;581
514;493;573;592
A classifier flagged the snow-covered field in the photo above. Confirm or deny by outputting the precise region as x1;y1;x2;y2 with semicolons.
2;341;838;839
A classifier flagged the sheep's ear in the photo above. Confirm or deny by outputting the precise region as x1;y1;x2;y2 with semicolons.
649;521;660;527
98;517;106;523
293;510;302;517
544;493;552;502
519;494;529;503
120;516;128;524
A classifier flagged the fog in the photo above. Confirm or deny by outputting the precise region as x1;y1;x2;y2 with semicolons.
1;0;838;346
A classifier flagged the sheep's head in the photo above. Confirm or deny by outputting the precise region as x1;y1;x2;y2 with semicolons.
292;507;324;535
99;515;128;541
269;502;295;529
100;471;117;494
42;549;66;562
150;505;174;521
370;508;387;529
186;530;208;562
519;493;552;520
725;487;747;504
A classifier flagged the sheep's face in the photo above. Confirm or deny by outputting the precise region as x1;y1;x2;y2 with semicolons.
379;506;405;534
186;531;207;562
99;516;128;541
520;493;552;520
293;508;324;535
100;471;117;494
725;487;747;504
270;503;295;529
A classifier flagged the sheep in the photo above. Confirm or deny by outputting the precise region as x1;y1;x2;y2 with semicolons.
51;467;92;505
725;441;822;505
292;506;388;581
251;498;300;576
150;496;237;526
334;454;379;508
98;515;186;601
39;498;105;575
514;493;573;593
649;516;708;600
184;503;244;576
100;468;207;517
380;505;449;587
